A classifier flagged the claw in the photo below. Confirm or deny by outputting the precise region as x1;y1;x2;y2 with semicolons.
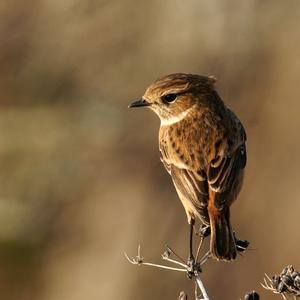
187;256;202;278
196;225;211;238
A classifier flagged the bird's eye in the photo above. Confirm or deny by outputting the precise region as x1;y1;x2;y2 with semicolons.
162;93;177;103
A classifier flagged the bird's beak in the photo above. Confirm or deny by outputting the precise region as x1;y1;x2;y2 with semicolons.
128;98;150;108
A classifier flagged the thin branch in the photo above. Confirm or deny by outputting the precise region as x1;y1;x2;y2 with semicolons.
165;245;186;264
162;255;188;269
124;251;186;272
195;236;204;262
195;271;209;300
125;245;210;300
199;251;211;265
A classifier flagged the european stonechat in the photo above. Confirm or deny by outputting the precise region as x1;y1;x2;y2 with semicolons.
129;73;246;262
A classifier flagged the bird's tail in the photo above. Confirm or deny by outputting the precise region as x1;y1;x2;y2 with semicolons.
209;207;237;261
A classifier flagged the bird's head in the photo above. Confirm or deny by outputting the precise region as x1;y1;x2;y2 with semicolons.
128;73;217;125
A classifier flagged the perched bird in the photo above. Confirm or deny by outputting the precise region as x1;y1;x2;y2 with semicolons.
129;73;246;262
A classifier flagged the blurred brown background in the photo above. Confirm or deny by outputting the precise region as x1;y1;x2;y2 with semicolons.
0;1;299;299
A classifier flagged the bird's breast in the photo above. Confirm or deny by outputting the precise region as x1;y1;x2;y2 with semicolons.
159;119;210;171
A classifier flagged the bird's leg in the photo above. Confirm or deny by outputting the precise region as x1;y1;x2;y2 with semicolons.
187;218;201;277
188;219;195;264
195;224;210;262
187;219;195;278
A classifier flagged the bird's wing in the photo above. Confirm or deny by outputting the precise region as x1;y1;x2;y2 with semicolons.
159;143;209;222
170;165;209;221
207;111;246;208
207;143;246;193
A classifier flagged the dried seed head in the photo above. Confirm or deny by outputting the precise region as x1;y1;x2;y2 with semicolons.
288;265;294;274
263;265;300;298
277;282;286;293
244;291;260;300
281;274;293;286
292;271;300;279
281;266;289;276
178;291;187;300
162;249;171;259
272;275;280;287
294;276;300;289
233;233;250;253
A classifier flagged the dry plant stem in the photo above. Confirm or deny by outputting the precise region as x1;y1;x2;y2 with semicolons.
195;236;204;262
199;251;211;265
195;271;209;300
125;245;210;300
124;251;186;272
162;256;187;269
166;245;186;264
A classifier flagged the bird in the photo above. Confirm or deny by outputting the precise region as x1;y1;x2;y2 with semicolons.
128;73;246;263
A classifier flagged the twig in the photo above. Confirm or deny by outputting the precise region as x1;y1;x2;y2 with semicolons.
124;250;186;272
126;232;250;300
165;245;186;264
195;271;209;300
199;251;211;265
195;236;204;262
125;245;210;300
162;255;188;269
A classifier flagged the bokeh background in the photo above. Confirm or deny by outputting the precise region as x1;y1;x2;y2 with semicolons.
0;1;299;299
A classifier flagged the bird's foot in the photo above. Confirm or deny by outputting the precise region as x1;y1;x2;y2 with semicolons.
196;225;211;238
187;256;201;279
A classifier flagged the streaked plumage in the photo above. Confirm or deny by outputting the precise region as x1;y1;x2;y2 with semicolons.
129;73;247;261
